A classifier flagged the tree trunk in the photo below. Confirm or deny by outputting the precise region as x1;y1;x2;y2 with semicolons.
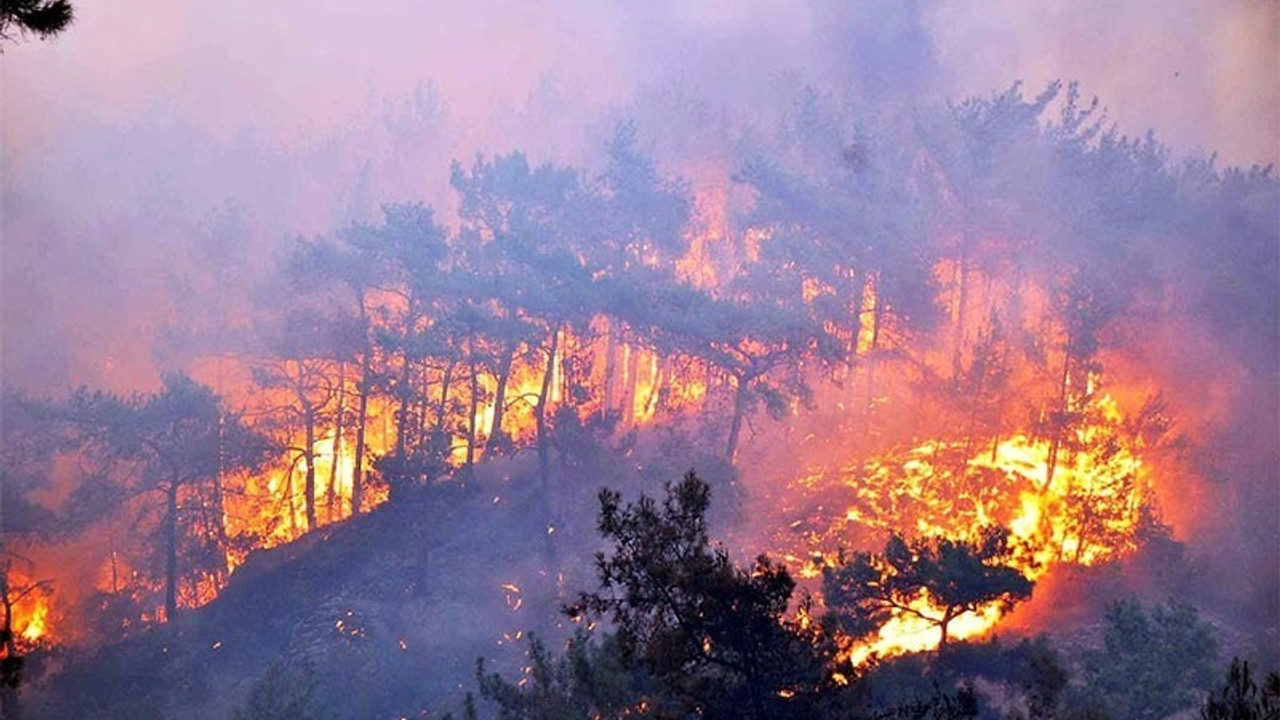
435;360;454;436
484;346;517;456
351;298;372;516
327;360;345;522
643;355;666;419
603;320;618;419
285;457;300;536
623;343;641;426
303;406;317;531
702;363;716;417
1045;337;1073;489
725;375;750;461
536;328;560;565
938;610;954;651
952;227;970;381
1;573;16;657
536;329;560;492
211;411;230;582
466;347;480;472
863;280;884;417
165;481;180;623
416;360;437;446
0;574;18;720
351;358;370;516
850;267;868;377
395;349;413;467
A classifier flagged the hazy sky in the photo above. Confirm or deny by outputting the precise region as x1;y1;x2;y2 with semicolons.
1;0;1276;392
3;0;1276;164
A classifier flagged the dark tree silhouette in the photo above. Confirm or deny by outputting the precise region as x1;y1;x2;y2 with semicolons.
1082;597;1219;720
823;526;1033;650
566;471;845;720
1200;658;1280;720
65;374;274;621
0;0;73;43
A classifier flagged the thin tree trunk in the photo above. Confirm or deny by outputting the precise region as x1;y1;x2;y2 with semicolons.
536;328;560;492
725;375;750;461
0;573;18;720
952;228;969;381
623;343;641;426
303;405;317;531
165;481;180;623
603;320;618;419
285;455;300;536
702;362;716;417
536;329;560;565
484;345;517;456
435;360;454;436
351;353;370;516
864;281;884;417
418;363;433;440
396;350;413;466
108;527;120;593
851;270;870;409
466;346;480;472
2;574;17;655
643;355;666;419
350;294;372;516
327;360;345;522
390;332;415;499
211;411;229;582
939;610;954;652
1045;337;1073;489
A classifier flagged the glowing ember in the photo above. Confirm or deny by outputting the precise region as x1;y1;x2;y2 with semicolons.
2;567;55;651
777;390;1159;662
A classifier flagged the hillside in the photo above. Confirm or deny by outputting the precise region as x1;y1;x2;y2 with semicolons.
29;461;590;720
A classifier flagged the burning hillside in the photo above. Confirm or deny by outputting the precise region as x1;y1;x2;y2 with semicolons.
2;1;1278;719
772;388;1166;661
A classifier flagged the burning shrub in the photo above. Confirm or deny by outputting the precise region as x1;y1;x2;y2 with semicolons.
822;526;1034;661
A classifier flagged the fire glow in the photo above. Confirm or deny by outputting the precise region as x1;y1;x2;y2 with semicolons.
777;389;1159;664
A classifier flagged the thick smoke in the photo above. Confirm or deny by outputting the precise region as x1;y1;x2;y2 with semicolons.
5;0;1274;392
1;0;1276;681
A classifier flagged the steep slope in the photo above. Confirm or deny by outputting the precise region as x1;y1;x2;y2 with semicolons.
29;460;586;720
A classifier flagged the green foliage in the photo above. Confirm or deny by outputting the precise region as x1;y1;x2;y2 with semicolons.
474;631;644;720
473;471;993;720
567;471;846;720
1200;658;1280;720
233;662;336;720
1078;597;1219;720
823;526;1033;648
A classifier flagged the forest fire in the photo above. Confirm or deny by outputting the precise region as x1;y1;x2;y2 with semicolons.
774;385;1162;663
1;567;54;652
2;2;1276;717
19;603;47;645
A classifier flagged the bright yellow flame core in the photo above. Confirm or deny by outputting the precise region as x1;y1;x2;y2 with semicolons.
19;600;48;643
784;394;1154;663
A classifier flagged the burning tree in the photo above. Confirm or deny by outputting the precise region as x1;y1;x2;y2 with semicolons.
0;557;53;720
822;526;1033;655
64;374;274;622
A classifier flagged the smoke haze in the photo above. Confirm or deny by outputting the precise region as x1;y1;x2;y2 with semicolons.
0;4;1277;709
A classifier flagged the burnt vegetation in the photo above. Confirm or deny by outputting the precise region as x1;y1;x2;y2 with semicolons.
1;45;1277;720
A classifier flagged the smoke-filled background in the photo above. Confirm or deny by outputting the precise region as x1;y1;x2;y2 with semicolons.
5;1;1277;396
2;1;1278;718
4;0;1277;540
